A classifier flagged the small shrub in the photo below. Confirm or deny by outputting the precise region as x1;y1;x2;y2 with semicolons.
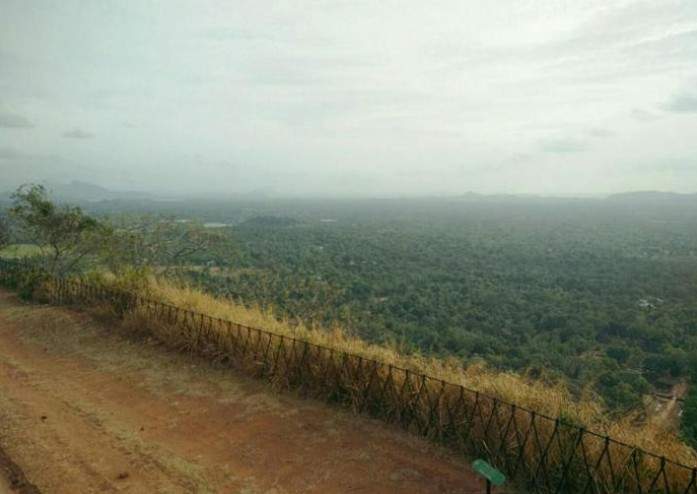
16;268;49;301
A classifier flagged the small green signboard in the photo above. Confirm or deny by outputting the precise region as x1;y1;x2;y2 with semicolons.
472;459;506;486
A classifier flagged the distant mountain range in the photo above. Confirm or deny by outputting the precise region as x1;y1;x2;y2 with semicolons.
456;191;556;201
455;190;697;204
605;191;697;204
2;182;696;204
1;181;151;203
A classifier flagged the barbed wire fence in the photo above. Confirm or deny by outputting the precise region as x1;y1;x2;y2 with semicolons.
1;258;696;493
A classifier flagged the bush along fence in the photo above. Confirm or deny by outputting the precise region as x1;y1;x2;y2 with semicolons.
1;259;696;493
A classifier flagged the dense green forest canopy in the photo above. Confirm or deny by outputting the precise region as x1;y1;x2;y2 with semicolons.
3;194;697;421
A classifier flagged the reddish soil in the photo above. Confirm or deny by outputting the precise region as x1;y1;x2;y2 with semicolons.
0;289;486;493
650;382;689;431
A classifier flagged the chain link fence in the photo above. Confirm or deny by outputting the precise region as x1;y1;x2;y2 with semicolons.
1;258;695;493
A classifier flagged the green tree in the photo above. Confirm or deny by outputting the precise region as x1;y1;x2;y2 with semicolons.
681;358;697;448
606;346;631;364
100;215;236;274
9;184;108;275
0;214;9;250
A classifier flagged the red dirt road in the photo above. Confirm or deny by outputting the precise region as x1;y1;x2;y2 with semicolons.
0;290;484;493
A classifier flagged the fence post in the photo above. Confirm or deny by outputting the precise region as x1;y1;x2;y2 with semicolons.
0;262;695;494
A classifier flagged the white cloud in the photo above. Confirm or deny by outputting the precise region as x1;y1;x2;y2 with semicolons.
0;147;24;160
62;128;94;139
665;93;697;113
0;111;33;128
0;0;696;194
539;138;589;154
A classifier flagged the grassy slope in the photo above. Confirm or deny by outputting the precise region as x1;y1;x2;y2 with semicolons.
131;275;696;467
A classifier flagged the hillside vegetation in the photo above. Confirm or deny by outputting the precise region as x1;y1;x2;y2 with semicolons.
92;272;694;467
153;198;697;426
3;186;697;491
0;269;683;492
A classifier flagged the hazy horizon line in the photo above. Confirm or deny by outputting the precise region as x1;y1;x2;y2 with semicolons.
3;179;696;202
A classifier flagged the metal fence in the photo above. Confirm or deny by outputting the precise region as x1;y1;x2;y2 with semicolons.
1;259;696;493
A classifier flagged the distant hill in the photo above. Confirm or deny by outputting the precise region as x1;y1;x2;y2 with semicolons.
457;191;543;201
48;181;152;202
605;191;697;204
1;181;151;203
454;191;590;202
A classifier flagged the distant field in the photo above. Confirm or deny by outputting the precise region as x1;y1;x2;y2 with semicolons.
0;244;43;259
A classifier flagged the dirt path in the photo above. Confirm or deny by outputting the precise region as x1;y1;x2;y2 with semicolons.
0;290;484;493
653;382;689;430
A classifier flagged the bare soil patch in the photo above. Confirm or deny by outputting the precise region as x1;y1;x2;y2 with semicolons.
0;289;485;493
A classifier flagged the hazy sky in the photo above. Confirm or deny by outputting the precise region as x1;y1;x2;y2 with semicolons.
1;1;697;196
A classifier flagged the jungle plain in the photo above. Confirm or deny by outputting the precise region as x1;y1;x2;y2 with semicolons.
2;190;697;448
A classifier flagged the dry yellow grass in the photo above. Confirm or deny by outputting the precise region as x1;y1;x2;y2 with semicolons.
129;276;696;466
32;272;697;491
144;278;584;410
